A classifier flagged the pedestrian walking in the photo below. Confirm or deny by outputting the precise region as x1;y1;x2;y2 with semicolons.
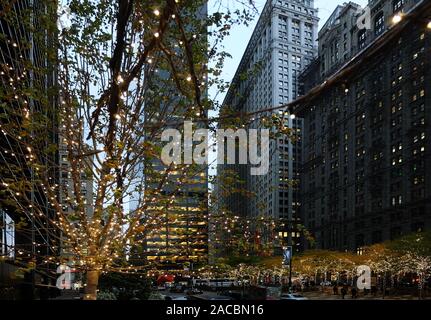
351;287;358;299
341;286;347;299
333;284;338;295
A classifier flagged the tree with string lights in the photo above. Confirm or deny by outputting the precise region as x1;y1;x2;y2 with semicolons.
0;0;264;299
389;232;431;299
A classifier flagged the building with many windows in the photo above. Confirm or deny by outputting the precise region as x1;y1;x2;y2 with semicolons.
130;4;209;271
297;0;431;252
141;168;208;270
220;0;318;252
0;0;59;298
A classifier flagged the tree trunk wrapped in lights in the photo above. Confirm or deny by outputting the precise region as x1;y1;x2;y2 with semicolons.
85;270;100;300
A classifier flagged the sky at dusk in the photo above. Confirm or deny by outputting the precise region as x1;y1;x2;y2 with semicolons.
208;0;369;104
206;0;369;173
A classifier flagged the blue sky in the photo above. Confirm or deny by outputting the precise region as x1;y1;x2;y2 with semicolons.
206;0;368;173
209;0;369;104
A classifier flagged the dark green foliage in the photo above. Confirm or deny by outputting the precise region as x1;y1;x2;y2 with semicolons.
387;231;431;257
98;272;152;300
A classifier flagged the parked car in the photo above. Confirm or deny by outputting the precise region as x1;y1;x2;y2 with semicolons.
280;293;308;300
186;288;203;295
170;285;185;293
188;294;234;300
148;293;166;300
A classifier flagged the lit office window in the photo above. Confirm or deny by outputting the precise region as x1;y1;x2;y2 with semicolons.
358;29;367;49
375;12;385;36
393;0;405;13
1;210;15;259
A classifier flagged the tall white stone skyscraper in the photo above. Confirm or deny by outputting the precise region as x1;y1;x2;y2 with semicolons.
220;0;318;252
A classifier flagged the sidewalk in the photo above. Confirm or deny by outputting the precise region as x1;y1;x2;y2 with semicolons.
301;291;430;300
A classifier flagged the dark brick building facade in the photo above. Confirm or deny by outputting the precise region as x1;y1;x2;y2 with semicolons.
0;0;59;298
296;0;431;252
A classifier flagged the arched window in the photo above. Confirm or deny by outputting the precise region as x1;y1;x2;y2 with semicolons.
374;12;385;36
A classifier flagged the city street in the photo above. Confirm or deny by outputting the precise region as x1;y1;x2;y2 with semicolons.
154;287;430;301
300;291;430;301
1;0;431;305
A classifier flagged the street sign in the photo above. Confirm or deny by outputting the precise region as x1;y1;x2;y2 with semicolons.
282;246;293;292
282;246;292;267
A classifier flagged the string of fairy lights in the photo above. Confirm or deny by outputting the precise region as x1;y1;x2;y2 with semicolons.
0;0;250;278
1;0;430;279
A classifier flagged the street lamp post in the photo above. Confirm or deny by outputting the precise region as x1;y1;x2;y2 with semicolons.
283;245;293;293
288;248;293;293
